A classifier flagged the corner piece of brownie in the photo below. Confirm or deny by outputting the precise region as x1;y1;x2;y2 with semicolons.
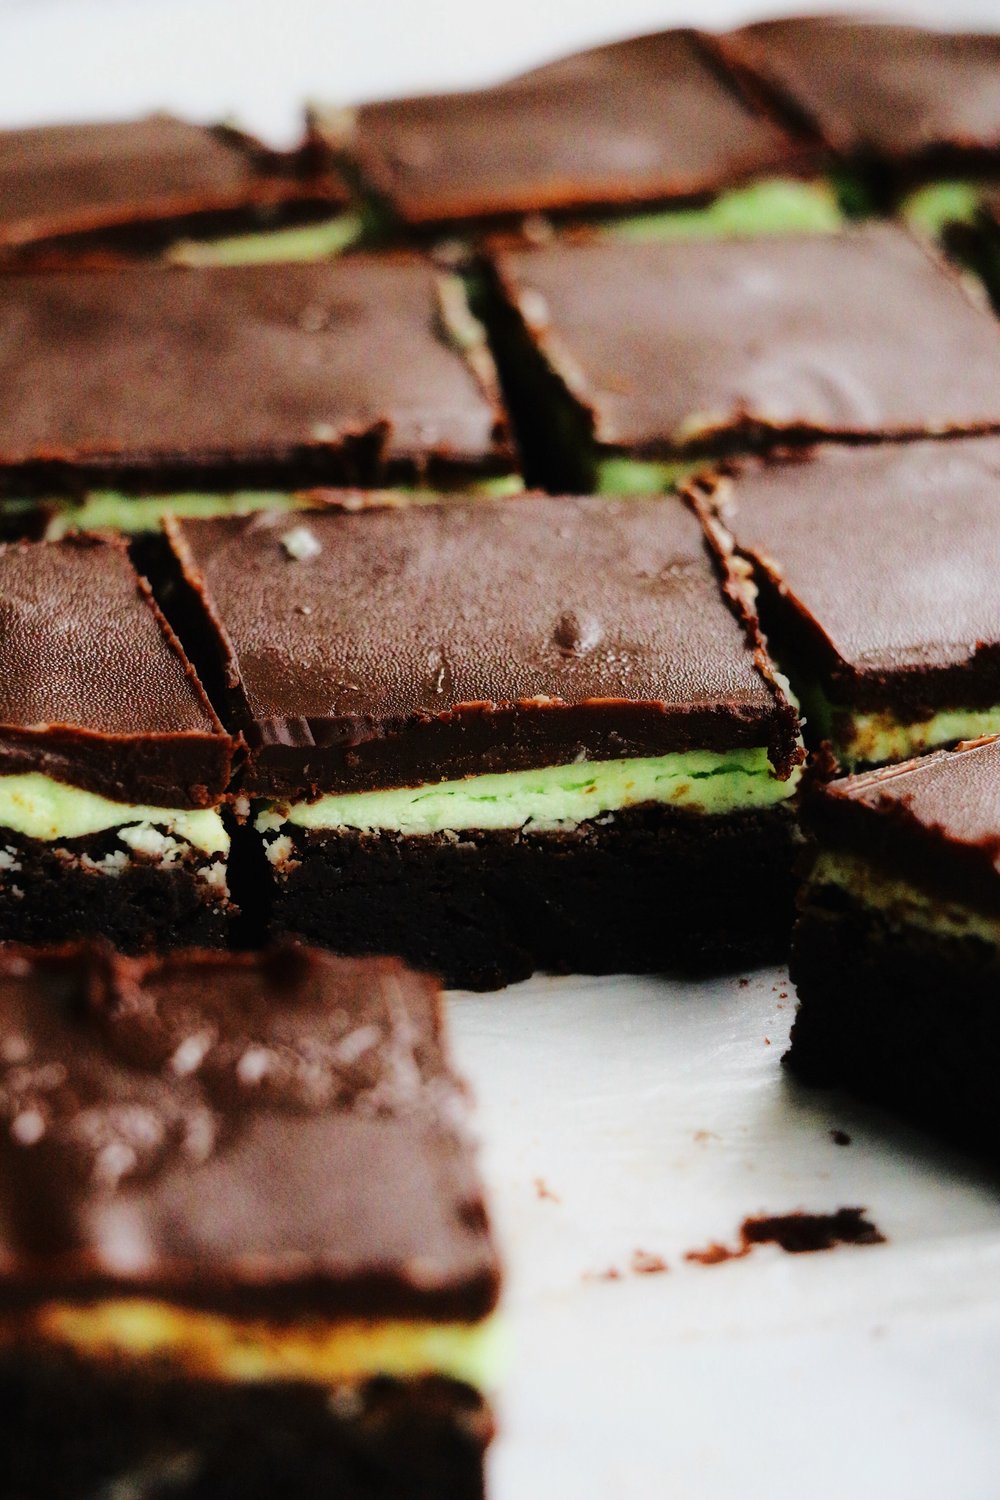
0;942;500;1499
788;735;1000;1158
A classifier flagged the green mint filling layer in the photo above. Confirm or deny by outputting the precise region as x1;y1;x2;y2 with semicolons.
812;849;1000;947
33;475;524;538
900;180;984;237
608;179;843;242
0;772;228;855
256;748;799;839
797;680;1000;768
165;211;365;266
595;457;705;495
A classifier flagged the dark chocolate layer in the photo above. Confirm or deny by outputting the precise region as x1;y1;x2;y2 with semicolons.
342;28;812;228
715;20;1000;177
0;1351;491;1500
0;944;499;1321
0;536;231;806
788;883;1000;1160
488;225;1000;455
694;437;1000;715
164;496;799;797
0;115;348;259
0;257;510;491
261;803;799;991
804;737;1000;921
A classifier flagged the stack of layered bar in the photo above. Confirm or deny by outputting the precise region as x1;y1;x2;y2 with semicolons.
4;14;1000;1494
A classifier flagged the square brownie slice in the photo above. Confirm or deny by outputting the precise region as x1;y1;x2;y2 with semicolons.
163;495;801;989
0;943;500;1499
713;19;1000;192
0;114;355;269
0;535;234;950
0;255;515;510
787;736;1000;1159
693;436;1000;769
484;224;1000;492
322;29;832;240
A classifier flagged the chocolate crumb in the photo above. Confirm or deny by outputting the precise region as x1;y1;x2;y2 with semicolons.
631;1249;668;1275
584;1266;622;1282
830;1129;852;1147
738;977;749;988
534;1176;560;1203
685;1207;885;1265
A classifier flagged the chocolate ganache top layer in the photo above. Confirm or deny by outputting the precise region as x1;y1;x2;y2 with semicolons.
0;944;500;1321
490;225;1000;455
714;19;1000;171
164;494;799;798
694;437;1000;716
0;114;348;257
342;28;812;227
0;537;231;807
807;736;1000;920
0;256;510;492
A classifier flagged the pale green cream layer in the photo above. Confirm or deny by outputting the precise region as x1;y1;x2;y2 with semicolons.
34;1300;501;1393
256;749;799;839
609;178;843;242
900;180;985;237
812;849;1000;946
0;773;228;855
595;457;705;495
165;211;365;266
799;681;1000;768
33;474;524;538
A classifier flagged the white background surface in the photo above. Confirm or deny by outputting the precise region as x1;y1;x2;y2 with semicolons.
3;2;1000;1495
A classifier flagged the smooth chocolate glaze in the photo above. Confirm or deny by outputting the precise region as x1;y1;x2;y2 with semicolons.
0;535;231;807
342;28;813;227
489;225;1000;455
694;437;1000;716
715;19;1000;175
806;736;1000;920
0;256;510;492
0;115;348;259
163;495;799;797
0;944;500;1321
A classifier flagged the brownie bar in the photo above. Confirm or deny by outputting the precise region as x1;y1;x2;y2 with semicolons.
163;496;800;987
0;256;513;495
327;28;816;233
484;225;1000;491
713;19;1000;193
0;114;353;268
0;535;234;950
787;737;1000;1157
693;437;1000;768
0;944;500;1497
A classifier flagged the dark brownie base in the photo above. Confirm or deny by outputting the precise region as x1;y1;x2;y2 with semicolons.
0;1345;490;1500
787;882;1000;1158
0;826;231;953
261;802;799;990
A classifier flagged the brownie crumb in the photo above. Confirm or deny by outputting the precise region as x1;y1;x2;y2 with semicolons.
685;1207;885;1265
830;1129;852;1147
630;1249;668;1275
533;1177;560;1203
584;1266;622;1283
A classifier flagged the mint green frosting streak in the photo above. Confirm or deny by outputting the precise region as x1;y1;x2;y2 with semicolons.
609;179;842;242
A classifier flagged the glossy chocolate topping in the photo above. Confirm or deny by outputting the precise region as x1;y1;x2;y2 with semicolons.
165;495;798;798
715;19;1000;169
0;536;231;806
808;737;1000;919
0;257;510;491
490;225;1000;455
0;115;347;253
0;944;499;1320
696;437;1000;714
344;29;811;227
